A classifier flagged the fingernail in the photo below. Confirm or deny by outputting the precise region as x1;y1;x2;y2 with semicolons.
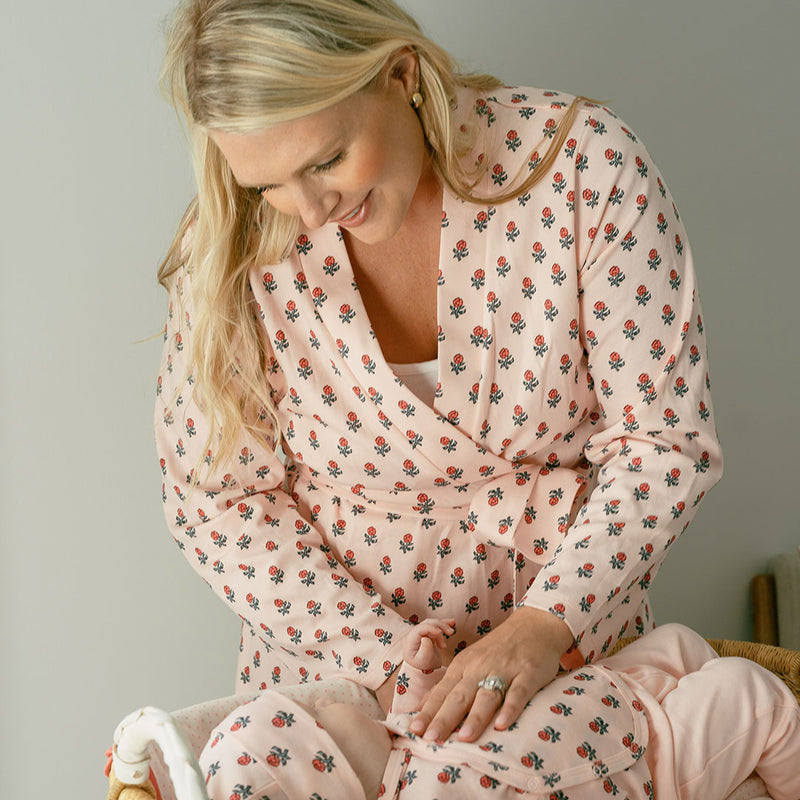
409;719;423;733
459;725;473;739
423;728;439;741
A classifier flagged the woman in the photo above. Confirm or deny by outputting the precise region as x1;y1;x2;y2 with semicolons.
155;0;722;743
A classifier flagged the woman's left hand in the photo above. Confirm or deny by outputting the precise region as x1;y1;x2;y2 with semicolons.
408;606;574;742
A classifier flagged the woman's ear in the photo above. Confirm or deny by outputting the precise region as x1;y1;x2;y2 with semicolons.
386;47;419;95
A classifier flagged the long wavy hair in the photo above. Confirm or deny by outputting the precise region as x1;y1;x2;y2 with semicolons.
159;0;584;466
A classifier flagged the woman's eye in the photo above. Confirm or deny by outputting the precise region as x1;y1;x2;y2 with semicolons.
313;151;346;174
252;150;346;195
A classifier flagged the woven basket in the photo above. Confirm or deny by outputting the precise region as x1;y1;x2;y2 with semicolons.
610;636;800;704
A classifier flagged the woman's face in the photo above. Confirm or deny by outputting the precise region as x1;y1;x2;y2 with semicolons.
210;56;432;246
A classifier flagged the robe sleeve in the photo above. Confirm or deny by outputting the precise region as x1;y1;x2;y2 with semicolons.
155;264;410;689
519;106;723;664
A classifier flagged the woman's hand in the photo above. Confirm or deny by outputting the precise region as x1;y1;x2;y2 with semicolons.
408;606;574;742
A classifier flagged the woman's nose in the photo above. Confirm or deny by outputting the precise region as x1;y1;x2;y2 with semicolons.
294;183;338;229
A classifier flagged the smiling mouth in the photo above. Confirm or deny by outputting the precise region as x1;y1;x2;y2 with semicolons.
334;192;371;228
342;203;363;221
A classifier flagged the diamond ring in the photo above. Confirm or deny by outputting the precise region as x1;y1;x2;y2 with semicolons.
477;675;509;701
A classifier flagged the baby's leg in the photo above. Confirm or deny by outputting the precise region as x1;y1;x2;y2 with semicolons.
199;696;275;800
277;676;383;718
199;689;386;800
602;623;718;701
660;656;800;800
315;702;392;800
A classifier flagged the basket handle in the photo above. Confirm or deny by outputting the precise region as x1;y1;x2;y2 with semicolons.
112;706;209;800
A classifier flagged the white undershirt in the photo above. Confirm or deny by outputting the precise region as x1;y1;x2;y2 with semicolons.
388;358;439;407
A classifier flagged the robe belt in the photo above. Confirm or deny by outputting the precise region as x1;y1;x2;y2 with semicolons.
288;462;588;568
466;464;588;566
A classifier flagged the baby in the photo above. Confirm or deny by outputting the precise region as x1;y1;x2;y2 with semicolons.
199;621;800;800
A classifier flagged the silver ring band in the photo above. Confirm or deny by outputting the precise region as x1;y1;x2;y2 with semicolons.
477;675;509;700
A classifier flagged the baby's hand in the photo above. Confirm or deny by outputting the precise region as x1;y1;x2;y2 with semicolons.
403;618;456;671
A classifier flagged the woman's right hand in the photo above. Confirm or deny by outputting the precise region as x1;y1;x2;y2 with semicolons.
408;606;572;743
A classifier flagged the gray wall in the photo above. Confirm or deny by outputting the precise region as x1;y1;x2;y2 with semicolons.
2;1;798;797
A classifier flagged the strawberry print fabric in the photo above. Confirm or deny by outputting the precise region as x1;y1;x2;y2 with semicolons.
381;665;651;798
198;625;800;800
156;86;722;694
199;651;652;800
200;692;368;800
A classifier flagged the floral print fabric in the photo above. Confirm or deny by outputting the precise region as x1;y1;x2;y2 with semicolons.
199;651;653;800
381;665;651;798
198;625;800;800
156;86;722;693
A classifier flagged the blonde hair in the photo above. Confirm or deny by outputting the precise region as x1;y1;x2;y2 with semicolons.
159;0;584;466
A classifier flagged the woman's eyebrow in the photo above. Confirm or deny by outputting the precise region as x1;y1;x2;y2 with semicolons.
239;137;347;189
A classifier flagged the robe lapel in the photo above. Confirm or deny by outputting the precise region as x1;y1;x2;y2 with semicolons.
297;207;512;488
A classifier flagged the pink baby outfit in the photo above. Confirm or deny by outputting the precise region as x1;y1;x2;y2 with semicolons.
156;86;723;694
198;625;800;800
200;692;366;800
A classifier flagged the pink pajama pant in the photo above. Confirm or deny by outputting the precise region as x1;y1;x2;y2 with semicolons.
604;625;800;800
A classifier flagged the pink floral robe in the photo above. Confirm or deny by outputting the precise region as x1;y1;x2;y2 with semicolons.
155;86;722;694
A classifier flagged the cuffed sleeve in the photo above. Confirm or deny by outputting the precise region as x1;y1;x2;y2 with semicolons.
519;107;722;664
155;266;412;689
